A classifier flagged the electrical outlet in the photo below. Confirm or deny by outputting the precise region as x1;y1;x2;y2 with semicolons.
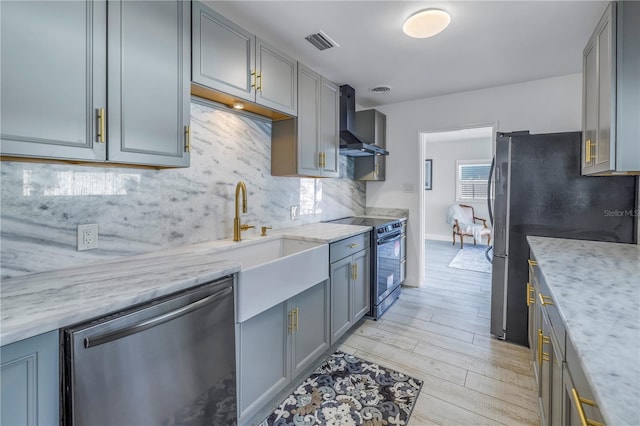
77;224;98;251
290;205;299;220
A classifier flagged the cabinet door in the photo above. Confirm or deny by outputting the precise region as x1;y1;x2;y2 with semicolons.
550;330;563;426
107;0;190;167
330;256;352;344
237;302;289;420
1;331;59;426
192;2;255;101
256;38;297;116
0;0;106;161
352;249;370;322
291;281;330;378
297;65;321;176
354;156;386;181
582;35;598;174
320;78;340;177
594;7;614;173
539;312;553;426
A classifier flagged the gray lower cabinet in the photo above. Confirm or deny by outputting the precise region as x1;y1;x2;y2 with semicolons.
1;0;190;167
529;250;605;426
0;0;106;161
237;280;329;424
1;331;59;426
562;339;605;426
330;233;370;345
192;2;297;116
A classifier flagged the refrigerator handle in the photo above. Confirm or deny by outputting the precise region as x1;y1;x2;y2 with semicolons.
487;156;495;227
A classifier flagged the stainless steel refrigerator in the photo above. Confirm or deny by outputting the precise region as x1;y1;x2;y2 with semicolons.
489;131;637;346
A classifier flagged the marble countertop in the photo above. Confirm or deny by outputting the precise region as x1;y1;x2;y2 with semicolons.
1;222;371;346
527;236;640;426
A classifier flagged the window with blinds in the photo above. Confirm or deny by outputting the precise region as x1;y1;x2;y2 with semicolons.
456;160;491;201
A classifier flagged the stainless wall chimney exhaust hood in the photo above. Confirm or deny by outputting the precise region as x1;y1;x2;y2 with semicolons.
339;85;389;157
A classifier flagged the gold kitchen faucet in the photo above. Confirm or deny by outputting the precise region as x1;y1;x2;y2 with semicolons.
233;181;254;241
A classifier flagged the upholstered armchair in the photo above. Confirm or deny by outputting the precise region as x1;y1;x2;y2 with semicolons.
451;204;492;249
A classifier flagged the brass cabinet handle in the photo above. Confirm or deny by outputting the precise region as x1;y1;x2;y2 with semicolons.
348;243;359;248
527;259;538;267
571;388;603;426
257;72;262;92
537;329;550;365
585;139;593;163
355;263;358;280
251;70;256;89
539;292;554;306
526;282;536;307
96;108;106;143
351;263;356;281
294;307;299;332
184;125;191;153
319;152;326;168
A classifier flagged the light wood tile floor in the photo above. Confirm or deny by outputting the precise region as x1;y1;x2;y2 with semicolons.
339;240;539;425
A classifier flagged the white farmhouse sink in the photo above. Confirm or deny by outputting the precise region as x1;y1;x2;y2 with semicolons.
206;237;328;322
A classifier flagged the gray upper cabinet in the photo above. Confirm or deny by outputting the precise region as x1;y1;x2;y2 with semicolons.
582;1;640;175
256;38;298;116
0;0;106;161
108;0;190;167
1;331;59;426
1;0;190;167
192;2;297;117
192;2;254;100
272;64;339;177
354;109;387;181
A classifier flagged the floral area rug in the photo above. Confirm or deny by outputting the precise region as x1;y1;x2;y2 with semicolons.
448;245;492;274
259;351;423;426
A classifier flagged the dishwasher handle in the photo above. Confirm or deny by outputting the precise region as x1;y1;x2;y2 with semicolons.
83;284;232;349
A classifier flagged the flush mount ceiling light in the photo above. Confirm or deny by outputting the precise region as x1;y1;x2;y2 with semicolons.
403;9;451;38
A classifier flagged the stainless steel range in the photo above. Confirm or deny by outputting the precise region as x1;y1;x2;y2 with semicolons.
326;216;406;319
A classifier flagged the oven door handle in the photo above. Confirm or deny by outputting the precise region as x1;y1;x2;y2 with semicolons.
377;232;403;245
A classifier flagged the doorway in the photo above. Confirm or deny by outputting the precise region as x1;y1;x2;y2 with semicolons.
418;125;495;315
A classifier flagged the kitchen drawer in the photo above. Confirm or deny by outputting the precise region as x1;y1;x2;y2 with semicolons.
330;232;370;263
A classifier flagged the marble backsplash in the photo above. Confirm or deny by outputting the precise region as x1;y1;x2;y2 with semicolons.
1;100;366;278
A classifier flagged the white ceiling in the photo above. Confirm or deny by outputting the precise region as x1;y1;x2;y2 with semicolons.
206;1;607;108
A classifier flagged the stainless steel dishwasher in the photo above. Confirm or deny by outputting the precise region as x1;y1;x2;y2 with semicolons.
62;276;236;426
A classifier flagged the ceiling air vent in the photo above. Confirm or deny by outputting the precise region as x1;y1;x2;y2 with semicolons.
370;86;391;93
305;31;339;51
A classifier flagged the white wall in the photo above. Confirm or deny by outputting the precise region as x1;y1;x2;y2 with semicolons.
424;137;492;241
367;73;582;287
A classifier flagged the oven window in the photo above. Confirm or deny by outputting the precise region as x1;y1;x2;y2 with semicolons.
377;237;402;301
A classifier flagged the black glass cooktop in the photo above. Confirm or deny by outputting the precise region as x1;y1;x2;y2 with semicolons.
326;216;400;229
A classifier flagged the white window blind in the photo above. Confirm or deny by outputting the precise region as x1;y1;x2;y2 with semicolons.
456;160;491;201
